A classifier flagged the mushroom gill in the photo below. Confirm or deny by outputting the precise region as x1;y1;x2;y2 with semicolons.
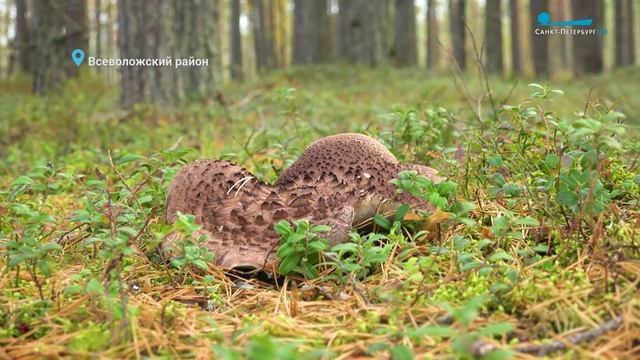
164;133;443;271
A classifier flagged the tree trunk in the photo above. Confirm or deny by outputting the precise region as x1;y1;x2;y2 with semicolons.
250;0;276;70
627;0;636;65
118;0;174;107
118;0;219;108
32;0;63;93
426;0;438;69
530;0;548;78
293;0;330;64
269;0;278;66
378;0;393;60
484;0;503;75
65;0;88;57
230;0;243;79
394;0;417;66
174;0;221;100
615;0;635;67
338;0;388;65
15;0;31;73
572;0;603;75
555;0;571;70
271;0;287;67
338;0;350;59
312;0;331;62
95;0;102;59
293;0;313;64
509;0;521;75
107;0;116;81
615;0;624;66
449;0;466;70
32;0;86;94
250;0;264;70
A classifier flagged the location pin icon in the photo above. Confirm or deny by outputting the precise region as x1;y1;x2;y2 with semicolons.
72;49;85;66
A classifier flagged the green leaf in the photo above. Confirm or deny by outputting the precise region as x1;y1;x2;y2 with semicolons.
86;278;104;294
394;204;410;223
480;349;515;360
171;259;186;269
293;219;310;233
573;118;602;131
410;325;457;338
489;251;515;262
478;322;513;337
274;220;292;237
277;244;294;258
513;216;540;226
86;179;105;188
117;153;144;165
600;136;622;151
461;261;483;271
373;215;391;230
213;344;241;360
557;190;578;206
502;183;521;197
491;173;506;186
288;233;306;244
390;345;413;360
342;263;362;272
310;224;331;234
246;335;277;360
138;195;153;204
454;295;486;325
545;154;560;170
38;242;62;253
64;284;83;295
581;149;598;168
477;239;492;250
308;241;327;252
117;226;138;237
192;260;208;270
303;266;320;279
428;192;447;209
38;260;53;277
11;175;34;186
532;244;548;253
332;243;358;254
457;252;474;264
487;155;503;167
436;181;457;196
478;266;493;276
453;236;470;250
278;254;302;275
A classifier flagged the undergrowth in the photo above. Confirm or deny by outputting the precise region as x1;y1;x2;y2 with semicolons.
1;67;639;358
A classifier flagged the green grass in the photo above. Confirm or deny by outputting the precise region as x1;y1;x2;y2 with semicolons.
2;64;639;176
0;66;639;358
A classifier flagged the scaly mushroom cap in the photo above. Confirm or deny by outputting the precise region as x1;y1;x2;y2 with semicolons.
275;134;443;225
165;133;443;270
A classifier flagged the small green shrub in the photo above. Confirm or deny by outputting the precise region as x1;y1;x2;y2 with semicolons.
275;219;330;278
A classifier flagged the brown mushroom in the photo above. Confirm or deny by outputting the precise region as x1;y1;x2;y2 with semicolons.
165;133;443;271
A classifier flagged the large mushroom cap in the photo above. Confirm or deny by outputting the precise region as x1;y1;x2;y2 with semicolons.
165;133;443;271
276;133;398;188
275;133;443;224
165;159;275;269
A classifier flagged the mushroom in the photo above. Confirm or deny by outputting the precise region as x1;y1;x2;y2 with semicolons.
165;133;443;271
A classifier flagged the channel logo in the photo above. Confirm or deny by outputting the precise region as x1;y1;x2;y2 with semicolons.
537;11;592;27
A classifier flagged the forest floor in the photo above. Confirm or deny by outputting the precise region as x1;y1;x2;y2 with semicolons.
0;66;639;359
